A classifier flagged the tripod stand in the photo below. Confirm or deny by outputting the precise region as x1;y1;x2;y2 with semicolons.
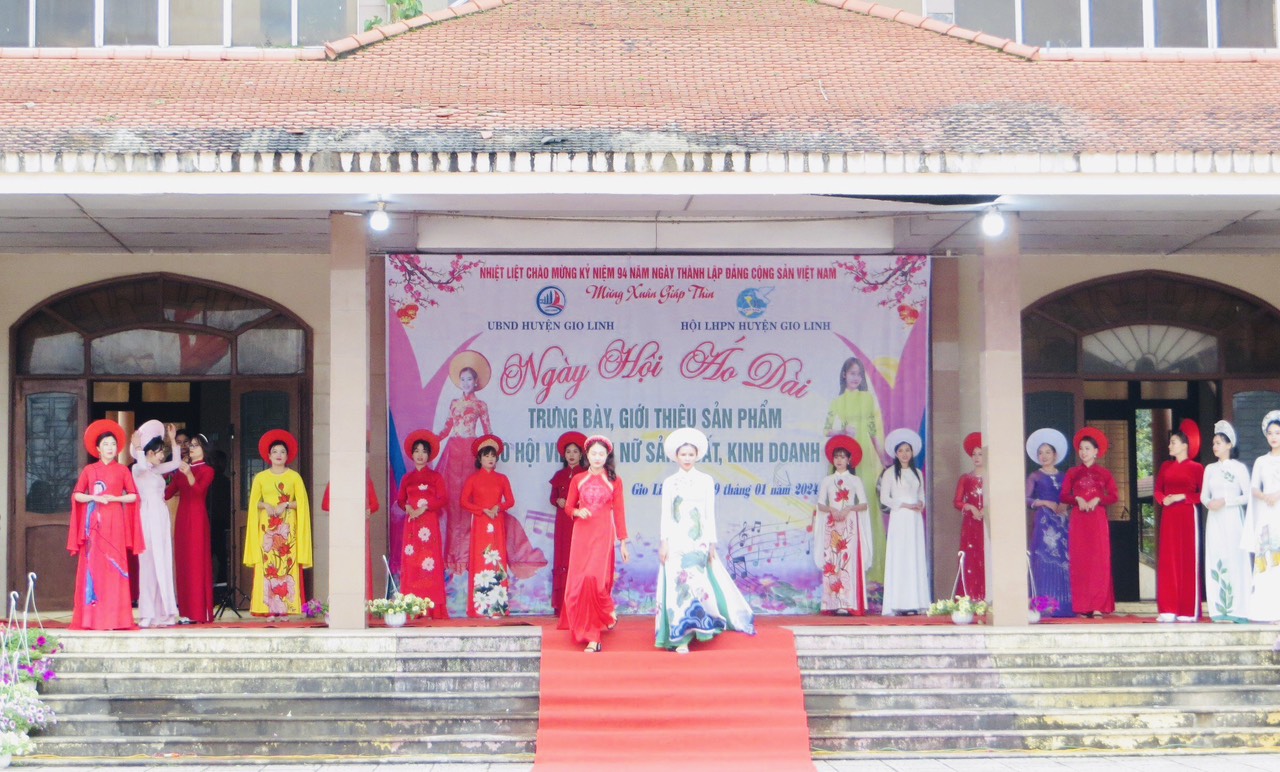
215;526;250;619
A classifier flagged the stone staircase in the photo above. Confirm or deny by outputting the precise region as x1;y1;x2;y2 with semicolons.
796;624;1280;756
26;626;540;763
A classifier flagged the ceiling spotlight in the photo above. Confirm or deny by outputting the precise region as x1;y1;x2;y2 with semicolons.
368;201;390;232
980;207;1006;238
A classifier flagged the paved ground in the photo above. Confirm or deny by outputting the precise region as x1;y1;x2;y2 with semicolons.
16;756;1280;770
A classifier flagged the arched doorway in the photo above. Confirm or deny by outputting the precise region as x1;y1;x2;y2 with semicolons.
10;273;311;609
1022;271;1280;602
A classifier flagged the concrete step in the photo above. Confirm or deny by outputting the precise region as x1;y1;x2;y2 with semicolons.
805;684;1280;711
46;671;539;695
809;726;1280;754
807;705;1280;733
42;690;540;717
54;628;541;656
801;664;1280;690
29;733;535;759
41;712;539;739
53;651;540;675
798;645;1279;670
791;625;1280;652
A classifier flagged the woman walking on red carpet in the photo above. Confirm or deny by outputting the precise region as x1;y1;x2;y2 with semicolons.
1060;427;1118;617
655;427;755;654
549;431;587;615
558;435;630;652
1155;419;1204;623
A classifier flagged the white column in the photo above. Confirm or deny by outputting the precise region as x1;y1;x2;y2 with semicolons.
980;215;1030;626
328;213;370;629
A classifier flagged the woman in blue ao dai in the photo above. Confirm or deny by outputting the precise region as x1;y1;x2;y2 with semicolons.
1025;428;1073;617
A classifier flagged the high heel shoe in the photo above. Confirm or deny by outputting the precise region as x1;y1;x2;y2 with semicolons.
607;612;618;631
584;642;602;653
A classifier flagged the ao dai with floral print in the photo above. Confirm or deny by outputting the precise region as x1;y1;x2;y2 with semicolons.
244;469;313;617
816;470;870;613
461;468;513;618
1243;453;1280;621
654;467;755;649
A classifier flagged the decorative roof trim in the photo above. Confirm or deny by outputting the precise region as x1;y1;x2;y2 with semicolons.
3;149;1277;176
325;0;519;60
821;0;1280;62
0;45;327;61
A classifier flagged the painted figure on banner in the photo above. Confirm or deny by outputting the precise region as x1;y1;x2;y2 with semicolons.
1201;420;1251;622
321;471;380;602
244;430;313;619
131;420;182;628
1154;419;1204;623
68;419;143;630
953;431;987;600
395;430;449;618
823;357;887;585
437;350;493;572
558;435;629;652
655;428;756;653
1243;410;1280;622
168;432;216;624
1060;427;1117;617
1025;428;1073;617
814;436;871;615
549;431;587;615
436;349;546;585
462;435;514;618
878;428;929;615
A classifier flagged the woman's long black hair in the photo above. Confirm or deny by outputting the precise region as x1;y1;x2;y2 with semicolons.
891;441;921;483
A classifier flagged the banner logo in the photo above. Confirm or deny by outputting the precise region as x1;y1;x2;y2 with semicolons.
536;286;566;316
736;287;772;318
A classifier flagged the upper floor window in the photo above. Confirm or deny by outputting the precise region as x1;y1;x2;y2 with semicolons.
921;0;1278;48
0;0;356;48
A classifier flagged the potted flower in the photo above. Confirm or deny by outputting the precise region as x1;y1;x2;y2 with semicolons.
0;680;54;765
302;599;329;624
1029;596;1058;624
927;596;990;625
365;593;434;627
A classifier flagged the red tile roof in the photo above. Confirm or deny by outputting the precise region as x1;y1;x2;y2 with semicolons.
0;0;1277;157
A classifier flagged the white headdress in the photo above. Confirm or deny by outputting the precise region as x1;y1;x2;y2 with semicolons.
664;427;708;463
1213;420;1236;447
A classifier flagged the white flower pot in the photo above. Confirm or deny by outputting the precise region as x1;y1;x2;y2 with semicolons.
950;611;975;625
0;753;12;768
1028;609;1042;624
383;611;407;628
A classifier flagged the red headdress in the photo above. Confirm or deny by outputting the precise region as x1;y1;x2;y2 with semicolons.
258;429;299;464
84;419;126;459
1073;427;1109;458
556;431;588;458
963;432;983;457
472;434;504;457
824;435;863;467
1179;418;1201;459
403;429;441;463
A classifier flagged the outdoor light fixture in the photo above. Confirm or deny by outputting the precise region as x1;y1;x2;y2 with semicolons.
368;201;390;232
980;207;1006;238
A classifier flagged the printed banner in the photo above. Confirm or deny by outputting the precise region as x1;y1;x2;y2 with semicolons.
386;253;931;616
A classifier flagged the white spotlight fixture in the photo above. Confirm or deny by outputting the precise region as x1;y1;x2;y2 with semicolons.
980;207;1006;238
368;201;390;232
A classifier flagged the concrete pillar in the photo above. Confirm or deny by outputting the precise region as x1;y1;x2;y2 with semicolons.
929;257;965;600
980;215;1030;626
328;213;370;629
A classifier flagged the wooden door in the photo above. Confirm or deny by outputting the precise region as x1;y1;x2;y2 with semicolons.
10;380;87;609
229;378;306;608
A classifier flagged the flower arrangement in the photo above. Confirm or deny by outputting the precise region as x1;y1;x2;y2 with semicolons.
4;630;60;686
1031;596;1059;615
365;593;434;620
301;599;328;619
0;681;53;757
472;546;510;617
927;596;990;617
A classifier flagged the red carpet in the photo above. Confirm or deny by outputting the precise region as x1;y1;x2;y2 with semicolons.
534;618;814;771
